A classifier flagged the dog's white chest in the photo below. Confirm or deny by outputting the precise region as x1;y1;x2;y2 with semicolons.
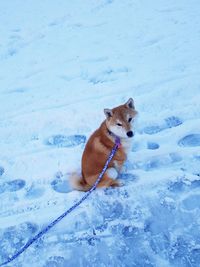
121;139;132;153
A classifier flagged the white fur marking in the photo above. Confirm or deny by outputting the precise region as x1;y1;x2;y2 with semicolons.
113;161;120;171
106;167;118;179
121;138;132;153
110;125;127;138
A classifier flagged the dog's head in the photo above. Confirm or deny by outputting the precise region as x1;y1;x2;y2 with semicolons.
104;98;138;138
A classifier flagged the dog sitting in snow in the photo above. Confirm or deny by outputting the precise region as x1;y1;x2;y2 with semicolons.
71;98;138;191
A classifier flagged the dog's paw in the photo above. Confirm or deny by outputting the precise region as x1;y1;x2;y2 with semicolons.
106;167;118;179
118;180;125;187
111;180;123;187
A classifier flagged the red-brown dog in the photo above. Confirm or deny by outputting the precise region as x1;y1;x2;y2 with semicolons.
71;98;137;191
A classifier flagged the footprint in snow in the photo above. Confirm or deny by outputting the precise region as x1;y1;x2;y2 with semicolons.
178;134;200;147
165;116;182;128
25;184;45;199
144;176;200;266
0;179;25;194
51;179;72;193
51;173;72;193
131;141;160;152
45;134;86;148
97;200;124;221
119;173;137;181
142;116;182;135
127;152;182;171
0;166;4;176
147;142;159;150
182;194;200;211
44;256;68;267
0;222;38;256
168;178;200;193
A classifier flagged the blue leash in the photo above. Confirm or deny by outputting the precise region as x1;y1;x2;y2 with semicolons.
0;138;120;267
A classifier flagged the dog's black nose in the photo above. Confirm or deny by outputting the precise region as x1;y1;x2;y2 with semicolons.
127;131;133;137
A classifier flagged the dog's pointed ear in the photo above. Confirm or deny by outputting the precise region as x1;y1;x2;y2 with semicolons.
125;98;135;109
104;108;113;119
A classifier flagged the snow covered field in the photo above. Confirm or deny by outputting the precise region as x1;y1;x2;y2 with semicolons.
0;0;200;266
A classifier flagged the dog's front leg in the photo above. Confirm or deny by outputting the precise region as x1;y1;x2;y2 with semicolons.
113;160;124;173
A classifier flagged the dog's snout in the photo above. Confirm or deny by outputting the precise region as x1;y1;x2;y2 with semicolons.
127;131;133;137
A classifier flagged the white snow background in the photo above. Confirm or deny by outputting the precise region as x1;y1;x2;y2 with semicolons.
0;0;200;266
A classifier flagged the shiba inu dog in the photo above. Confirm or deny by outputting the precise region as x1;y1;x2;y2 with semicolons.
71;98;138;191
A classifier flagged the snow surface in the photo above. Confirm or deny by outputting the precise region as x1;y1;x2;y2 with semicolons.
0;0;200;266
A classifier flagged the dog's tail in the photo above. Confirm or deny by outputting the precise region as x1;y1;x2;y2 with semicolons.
69;172;91;192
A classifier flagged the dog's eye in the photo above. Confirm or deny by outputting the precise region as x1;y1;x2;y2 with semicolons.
117;123;122;126
128;118;132;123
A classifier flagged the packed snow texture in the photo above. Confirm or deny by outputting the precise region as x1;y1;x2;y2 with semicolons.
0;0;200;266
